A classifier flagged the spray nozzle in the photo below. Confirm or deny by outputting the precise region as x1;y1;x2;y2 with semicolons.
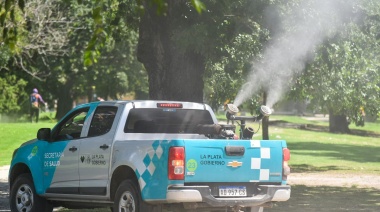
226;104;272;121
226;104;239;115
260;105;272;117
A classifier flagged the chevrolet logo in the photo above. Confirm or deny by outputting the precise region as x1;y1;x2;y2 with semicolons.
227;161;243;168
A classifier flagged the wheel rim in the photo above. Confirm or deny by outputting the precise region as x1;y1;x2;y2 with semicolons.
15;183;34;212
118;191;136;212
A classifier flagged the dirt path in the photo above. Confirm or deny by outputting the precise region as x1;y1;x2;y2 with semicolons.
288;172;380;189
0;166;379;211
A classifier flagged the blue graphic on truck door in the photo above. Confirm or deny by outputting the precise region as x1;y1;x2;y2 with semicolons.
44;107;90;194
43;139;79;193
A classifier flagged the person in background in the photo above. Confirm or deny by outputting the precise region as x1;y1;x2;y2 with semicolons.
30;88;46;123
358;106;366;126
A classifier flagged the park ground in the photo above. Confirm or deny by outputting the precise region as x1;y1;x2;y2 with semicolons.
0;114;379;211
1;165;379;211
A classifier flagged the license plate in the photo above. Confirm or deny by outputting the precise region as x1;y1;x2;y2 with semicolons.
219;186;247;197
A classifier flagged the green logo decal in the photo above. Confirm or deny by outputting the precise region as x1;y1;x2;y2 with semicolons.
186;159;198;172
31;146;38;156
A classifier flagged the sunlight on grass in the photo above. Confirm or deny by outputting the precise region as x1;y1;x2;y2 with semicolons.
268;119;380;175
0;122;55;166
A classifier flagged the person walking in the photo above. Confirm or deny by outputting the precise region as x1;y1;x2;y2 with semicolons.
30;88;46;123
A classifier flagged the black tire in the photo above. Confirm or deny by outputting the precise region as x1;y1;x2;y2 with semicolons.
244;207;264;212
113;180;162;212
9;173;53;212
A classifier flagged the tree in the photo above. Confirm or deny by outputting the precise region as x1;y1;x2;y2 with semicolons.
137;0;273;103
204;31;269;111
3;0;378;133
137;1;203;102
46;0;148;119
0;71;27;116
1;0;148;119
290;3;380;132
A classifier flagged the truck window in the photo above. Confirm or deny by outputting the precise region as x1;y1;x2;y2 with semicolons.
124;108;214;134
88;106;118;137
54;108;89;141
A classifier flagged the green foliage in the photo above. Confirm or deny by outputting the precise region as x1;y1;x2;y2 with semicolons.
285;0;380;128
296;25;380;125
191;0;206;13
87;3;147;100
1;0;379;127
0;0;23;51
0;43;11;67
0;72;27;114
198;0;271;110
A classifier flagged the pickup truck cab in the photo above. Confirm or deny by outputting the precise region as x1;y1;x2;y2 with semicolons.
9;100;290;212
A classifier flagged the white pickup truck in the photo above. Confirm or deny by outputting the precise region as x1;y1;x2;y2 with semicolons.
9;100;290;212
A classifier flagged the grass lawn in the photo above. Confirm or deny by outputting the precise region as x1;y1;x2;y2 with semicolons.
265;115;380;175
0;122;55;166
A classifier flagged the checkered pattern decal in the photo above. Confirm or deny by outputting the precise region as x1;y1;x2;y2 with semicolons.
250;140;271;182
135;140;175;199
133;139;283;199
135;140;165;192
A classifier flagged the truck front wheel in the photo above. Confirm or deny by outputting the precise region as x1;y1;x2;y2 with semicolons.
9;173;53;212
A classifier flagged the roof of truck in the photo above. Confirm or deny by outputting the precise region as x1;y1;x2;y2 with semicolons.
81;100;210;110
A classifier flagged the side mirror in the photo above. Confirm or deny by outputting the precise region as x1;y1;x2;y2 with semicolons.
37;128;51;141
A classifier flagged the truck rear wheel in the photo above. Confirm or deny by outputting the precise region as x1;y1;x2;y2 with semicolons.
113;179;162;212
114;180;139;212
245;207;264;212
9;173;53;212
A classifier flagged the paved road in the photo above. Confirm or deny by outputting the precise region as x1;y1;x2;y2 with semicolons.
0;166;9;211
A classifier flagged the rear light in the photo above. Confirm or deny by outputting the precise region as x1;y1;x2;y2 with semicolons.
157;103;183;108
168;147;185;180
282;148;291;180
283;148;290;161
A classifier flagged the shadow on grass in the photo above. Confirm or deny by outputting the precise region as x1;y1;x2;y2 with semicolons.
3;183;376;212
268;185;380;212
269;120;380;138
288;141;380;164
55;185;380;212
290;164;344;173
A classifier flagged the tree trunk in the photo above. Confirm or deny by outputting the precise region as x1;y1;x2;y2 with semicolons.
262;92;269;140
137;1;205;102
55;83;74;120
329;110;350;133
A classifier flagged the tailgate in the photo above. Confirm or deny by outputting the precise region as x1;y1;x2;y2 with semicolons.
184;139;286;183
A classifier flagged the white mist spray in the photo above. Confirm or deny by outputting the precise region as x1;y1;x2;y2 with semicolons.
233;0;356;108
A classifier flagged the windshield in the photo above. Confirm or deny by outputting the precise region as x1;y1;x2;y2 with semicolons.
124;108;214;134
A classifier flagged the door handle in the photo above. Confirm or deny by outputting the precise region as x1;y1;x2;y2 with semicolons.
69;146;78;152
99;144;109;150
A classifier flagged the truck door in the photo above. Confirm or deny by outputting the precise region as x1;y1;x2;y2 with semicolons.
78;106;118;195
44;108;90;194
